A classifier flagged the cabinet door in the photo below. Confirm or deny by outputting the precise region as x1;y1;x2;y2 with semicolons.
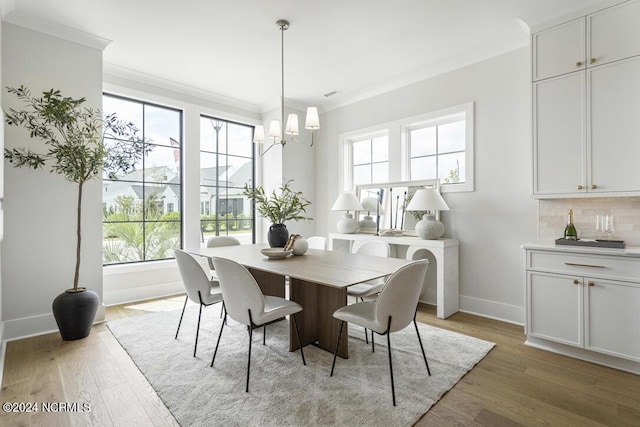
527;272;583;347
585;278;640;362
533;18;585;81
533;72;586;195
588;0;640;67
589;56;640;193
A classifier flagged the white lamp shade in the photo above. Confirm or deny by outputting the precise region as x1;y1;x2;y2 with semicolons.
285;113;299;135
361;197;385;215
406;188;449;211
253;125;265;143
305;107;320;130
268;120;281;139
331;192;363;211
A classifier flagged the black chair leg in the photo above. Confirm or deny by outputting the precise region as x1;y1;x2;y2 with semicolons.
246;320;253;392
292;314;306;365
193;303;203;357
372;330;375;353
414;319;431;375
210;312;226;367
175;295;188;339
387;331;396;406
330;321;345;377
263;324;266;345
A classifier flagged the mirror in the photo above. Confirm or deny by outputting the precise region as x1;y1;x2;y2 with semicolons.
356;179;440;236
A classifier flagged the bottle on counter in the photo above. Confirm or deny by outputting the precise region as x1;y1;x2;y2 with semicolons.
564;209;578;240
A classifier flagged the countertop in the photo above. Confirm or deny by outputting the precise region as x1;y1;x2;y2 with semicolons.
522;241;640;258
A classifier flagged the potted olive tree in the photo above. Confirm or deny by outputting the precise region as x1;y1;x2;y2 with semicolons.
4;85;146;340
243;180;312;247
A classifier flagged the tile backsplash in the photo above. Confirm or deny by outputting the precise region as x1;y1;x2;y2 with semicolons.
538;197;640;246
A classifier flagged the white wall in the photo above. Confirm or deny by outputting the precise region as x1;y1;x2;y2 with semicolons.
316;47;538;324
2;23;105;339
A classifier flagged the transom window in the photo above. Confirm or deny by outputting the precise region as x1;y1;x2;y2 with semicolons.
351;134;389;185
408;116;466;185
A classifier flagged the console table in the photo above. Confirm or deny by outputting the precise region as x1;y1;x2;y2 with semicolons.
328;233;459;319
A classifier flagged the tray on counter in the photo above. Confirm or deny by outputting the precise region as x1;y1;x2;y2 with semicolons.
555;238;626;249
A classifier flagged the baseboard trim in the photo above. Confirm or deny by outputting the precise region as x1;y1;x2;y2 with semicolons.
526;336;640;375
4;305;106;342
458;295;524;326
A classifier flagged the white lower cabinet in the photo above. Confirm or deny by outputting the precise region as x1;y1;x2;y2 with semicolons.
524;243;640;373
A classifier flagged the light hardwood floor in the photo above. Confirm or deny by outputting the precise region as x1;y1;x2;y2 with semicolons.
2;298;639;426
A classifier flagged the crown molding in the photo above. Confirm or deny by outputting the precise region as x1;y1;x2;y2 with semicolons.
3;9;111;51
103;63;262;114
519;0;627;33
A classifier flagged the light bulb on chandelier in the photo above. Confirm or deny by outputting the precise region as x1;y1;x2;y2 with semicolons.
253;19;320;155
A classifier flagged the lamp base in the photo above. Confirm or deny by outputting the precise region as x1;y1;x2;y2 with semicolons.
358;215;377;231
337;213;358;234
415;214;445;240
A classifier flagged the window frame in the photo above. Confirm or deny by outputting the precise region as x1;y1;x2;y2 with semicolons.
102;92;184;265
199;114;257;245
403;102;474;193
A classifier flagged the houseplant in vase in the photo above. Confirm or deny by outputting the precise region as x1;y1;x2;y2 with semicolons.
243;180;312;247
4;85;146;340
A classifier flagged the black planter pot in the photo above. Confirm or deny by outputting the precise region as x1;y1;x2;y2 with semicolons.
52;288;99;341
268;223;289;247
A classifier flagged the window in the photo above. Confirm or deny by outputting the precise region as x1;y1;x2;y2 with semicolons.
406;103;474;192
102;94;183;264
351;134;389;185
200;116;255;245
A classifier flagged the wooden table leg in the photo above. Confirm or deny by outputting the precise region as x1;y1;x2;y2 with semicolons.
289;278;348;358
248;268;285;298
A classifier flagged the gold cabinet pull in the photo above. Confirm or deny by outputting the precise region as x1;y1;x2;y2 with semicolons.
590;57;597;64
591;184;598;190
576;61;583;67
573;279;580;285
577;185;584;190
565;262;605;269
588;281;595;287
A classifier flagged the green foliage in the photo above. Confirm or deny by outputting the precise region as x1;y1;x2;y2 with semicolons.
4;85;146;290
103;195;179;263
4;86;145;183
243;180;312;225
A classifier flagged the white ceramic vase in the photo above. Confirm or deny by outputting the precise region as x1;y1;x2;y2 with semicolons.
292;238;309;255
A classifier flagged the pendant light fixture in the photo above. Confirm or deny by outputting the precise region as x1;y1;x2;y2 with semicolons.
253;19;320;155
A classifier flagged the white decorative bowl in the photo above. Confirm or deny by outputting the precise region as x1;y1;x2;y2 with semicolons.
260;248;293;259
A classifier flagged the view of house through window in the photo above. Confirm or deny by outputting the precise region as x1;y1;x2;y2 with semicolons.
102;94;183;264
199;116;255;246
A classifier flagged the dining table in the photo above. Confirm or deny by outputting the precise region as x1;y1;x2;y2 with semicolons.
188;243;411;358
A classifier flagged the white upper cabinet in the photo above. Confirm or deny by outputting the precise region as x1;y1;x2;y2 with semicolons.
589;56;640;193
533;73;586;195
532;0;640;197
588;0;640;67
533;19;586;81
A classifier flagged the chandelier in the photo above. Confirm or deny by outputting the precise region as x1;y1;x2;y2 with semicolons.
253;19;320;155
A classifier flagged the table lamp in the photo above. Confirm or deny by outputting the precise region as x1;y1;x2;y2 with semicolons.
331;192;363;234
405;188;450;239
359;197;385;232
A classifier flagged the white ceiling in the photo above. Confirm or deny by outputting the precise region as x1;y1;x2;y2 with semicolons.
2;0;607;112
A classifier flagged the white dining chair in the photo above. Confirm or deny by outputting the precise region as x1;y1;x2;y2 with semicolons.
348;240;391;300
306;236;327;250
209;256;306;392
206;235;241;279
174;249;224;357
330;259;431;406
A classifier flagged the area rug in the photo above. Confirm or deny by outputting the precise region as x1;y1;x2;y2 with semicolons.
107;303;494;426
